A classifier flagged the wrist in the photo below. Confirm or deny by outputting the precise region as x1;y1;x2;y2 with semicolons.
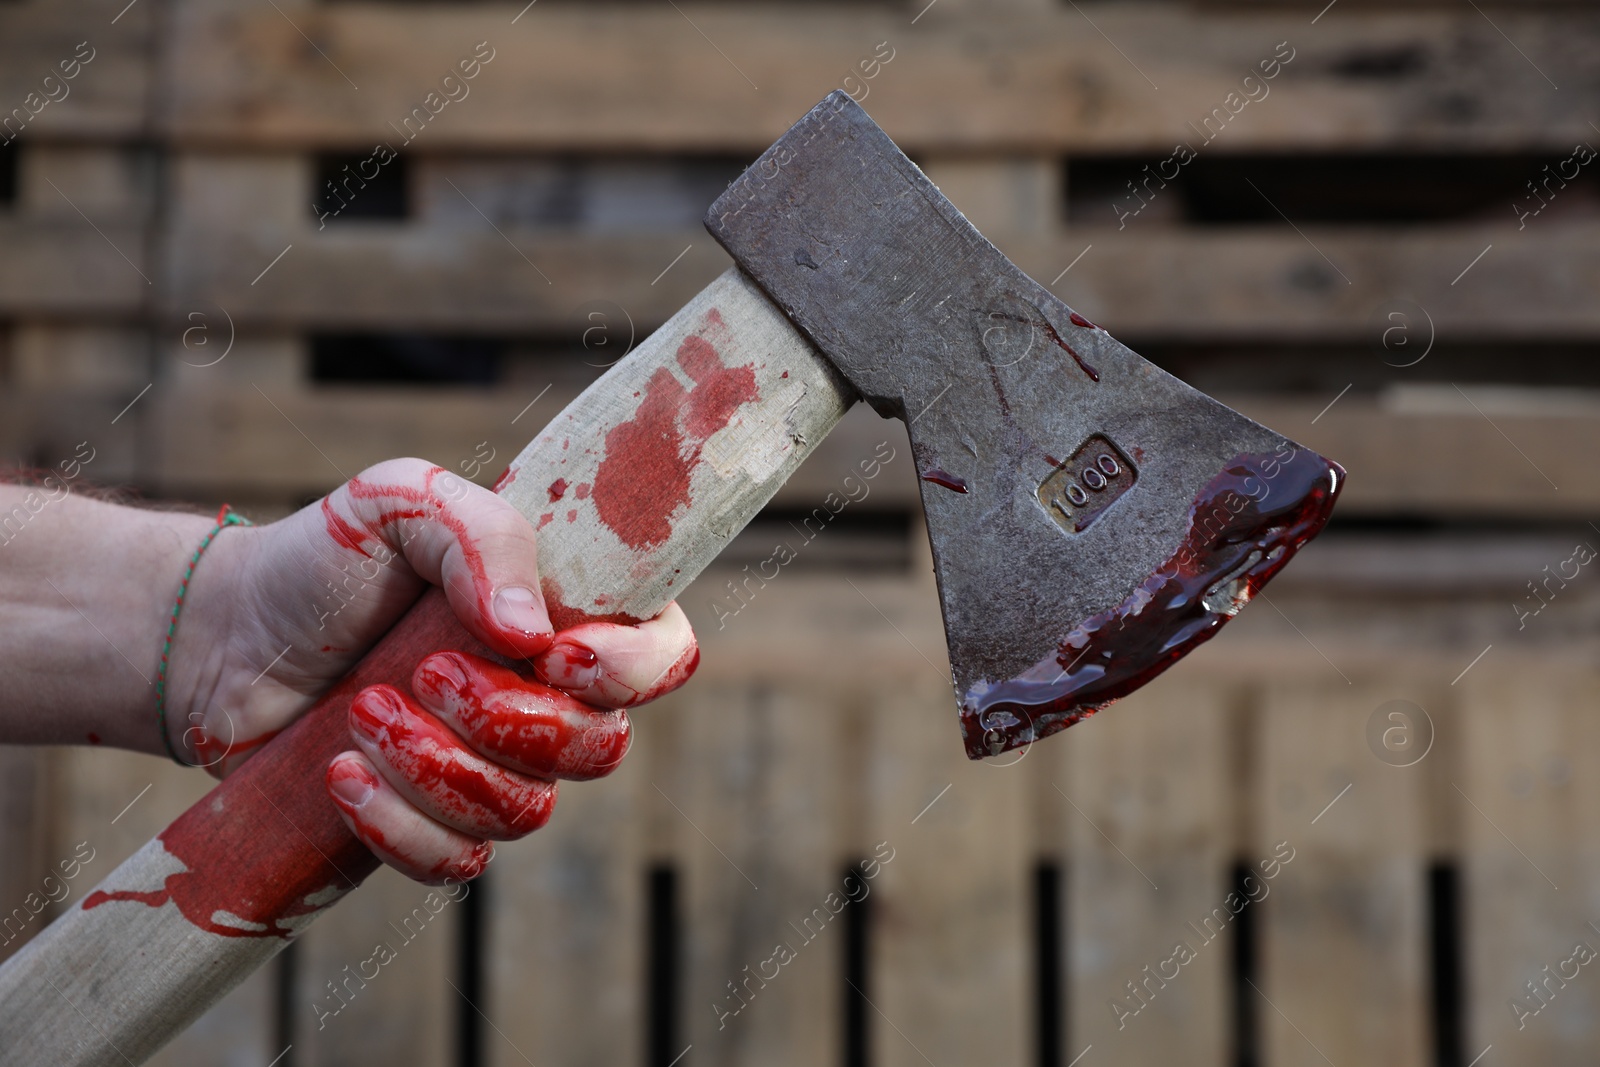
158;508;260;767
0;491;214;750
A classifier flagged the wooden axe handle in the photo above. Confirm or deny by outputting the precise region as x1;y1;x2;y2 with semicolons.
0;269;855;1065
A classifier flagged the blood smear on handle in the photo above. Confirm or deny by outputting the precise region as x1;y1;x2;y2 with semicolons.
590;322;758;552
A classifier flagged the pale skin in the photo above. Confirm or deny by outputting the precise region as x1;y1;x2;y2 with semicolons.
0;458;698;884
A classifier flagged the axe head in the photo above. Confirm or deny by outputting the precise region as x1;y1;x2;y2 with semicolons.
707;93;1344;760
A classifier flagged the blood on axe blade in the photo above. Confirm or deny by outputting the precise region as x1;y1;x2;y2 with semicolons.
707;91;1344;759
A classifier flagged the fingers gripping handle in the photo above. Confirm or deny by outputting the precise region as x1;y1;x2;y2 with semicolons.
0;269;854;1066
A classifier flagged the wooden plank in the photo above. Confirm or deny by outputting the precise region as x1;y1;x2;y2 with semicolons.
162;191;1600;340
1255;678;1430;1067
1059;676;1232;1067
482;712;646;1067
164;221;729;333
16;145;143;219
0;385;145;491
675;680;840;1067
157;333;305;389
1227;392;1598;519
920;157;1061;237
147;384;908;510
288;864;457;1067
145;381;1600;519
161;5;1600;151
0;221;148;315
11;325;146;390
849;546;1029;1067
0;2;152;142
0;748;55;967
1034;227;1600;342
149;386;555;498
161;152;1600;340
1460;664;1600;1066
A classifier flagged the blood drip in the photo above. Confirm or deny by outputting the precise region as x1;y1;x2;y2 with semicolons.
548;477;569;502
920;468;969;494
959;448;1344;759
84;839;344;939
1039;320;1100;382
1068;312;1098;330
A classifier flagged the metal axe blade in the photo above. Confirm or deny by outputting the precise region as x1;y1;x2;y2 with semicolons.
708;92;1345;759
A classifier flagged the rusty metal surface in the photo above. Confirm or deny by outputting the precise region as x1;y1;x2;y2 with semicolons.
709;92;1337;754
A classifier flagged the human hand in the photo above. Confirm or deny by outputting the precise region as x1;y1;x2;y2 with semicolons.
165;458;698;883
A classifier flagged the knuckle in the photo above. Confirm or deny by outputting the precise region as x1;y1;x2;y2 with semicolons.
357;456;433;485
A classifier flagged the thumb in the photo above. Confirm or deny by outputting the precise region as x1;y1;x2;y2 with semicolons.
319;458;554;660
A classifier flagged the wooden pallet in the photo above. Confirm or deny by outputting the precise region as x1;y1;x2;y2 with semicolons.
3;1;1599;1065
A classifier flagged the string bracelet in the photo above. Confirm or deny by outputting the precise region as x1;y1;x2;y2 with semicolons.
155;504;253;766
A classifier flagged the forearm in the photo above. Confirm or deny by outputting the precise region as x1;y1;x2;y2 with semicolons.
0;488;211;751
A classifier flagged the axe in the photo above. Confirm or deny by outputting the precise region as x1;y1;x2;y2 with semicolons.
0;92;1341;1064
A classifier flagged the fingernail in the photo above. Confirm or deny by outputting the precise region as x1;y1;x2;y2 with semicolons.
328;763;376;807
350;688;401;735
458;841;494;880
492;585;552;639
537;639;600;690
415;653;470;701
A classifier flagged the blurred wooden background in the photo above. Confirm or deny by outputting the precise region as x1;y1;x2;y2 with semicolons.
3;0;1600;1064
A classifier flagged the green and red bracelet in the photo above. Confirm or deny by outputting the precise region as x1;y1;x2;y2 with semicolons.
155;503;253;766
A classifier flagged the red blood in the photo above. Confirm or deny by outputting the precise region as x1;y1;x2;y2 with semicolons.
80;590;486;938
1069;311;1098;330
781;370;789;378
321;498;372;558
539;575;642;631
192;728;279;777
491;467;517;493
326;756;489;881
84;754;357;939
537;513;554;531
411;653;630;781
1040;320;1100;382
339;468;497;631
566;509;577;523
920;468;969;494
548;477;568;503
545;640;599;674
348;687;556;837
535;627;699;708
634;643;700;705
591;317;758;551
960;448;1344;759
86;732;101;745
1044;455;1062;467
574;483;591;501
